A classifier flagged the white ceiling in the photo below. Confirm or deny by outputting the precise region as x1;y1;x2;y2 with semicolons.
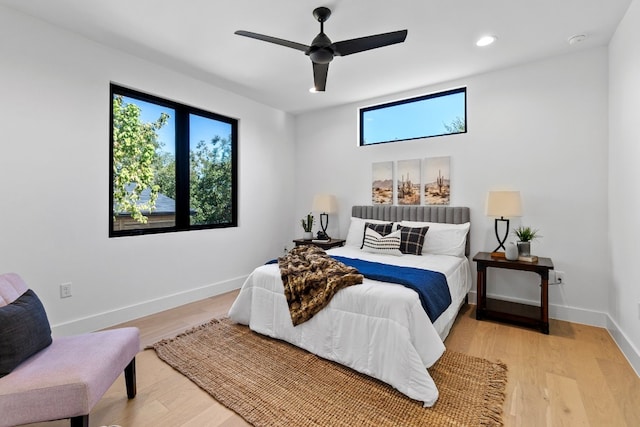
0;0;632;114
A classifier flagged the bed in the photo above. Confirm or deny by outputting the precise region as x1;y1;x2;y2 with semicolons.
228;205;472;407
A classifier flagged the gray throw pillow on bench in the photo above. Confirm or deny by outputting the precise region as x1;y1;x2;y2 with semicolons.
0;289;52;377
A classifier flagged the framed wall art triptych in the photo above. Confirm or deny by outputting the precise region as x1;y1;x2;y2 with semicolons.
371;157;451;205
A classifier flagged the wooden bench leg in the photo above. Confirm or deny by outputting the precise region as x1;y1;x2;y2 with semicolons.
70;415;88;427
125;357;137;399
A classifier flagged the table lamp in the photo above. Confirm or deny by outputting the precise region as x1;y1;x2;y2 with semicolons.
312;194;337;240
485;191;522;254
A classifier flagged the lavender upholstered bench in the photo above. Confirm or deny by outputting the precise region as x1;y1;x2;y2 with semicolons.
0;273;140;427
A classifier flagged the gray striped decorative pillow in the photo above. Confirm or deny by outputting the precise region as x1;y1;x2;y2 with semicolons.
360;222;395;249
361;228;403;256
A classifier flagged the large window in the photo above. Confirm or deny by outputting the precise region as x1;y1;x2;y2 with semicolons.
359;87;466;146
110;84;237;237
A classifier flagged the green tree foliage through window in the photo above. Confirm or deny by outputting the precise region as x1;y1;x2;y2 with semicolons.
153;151;176;201
190;136;233;225
443;116;466;133
112;95;169;224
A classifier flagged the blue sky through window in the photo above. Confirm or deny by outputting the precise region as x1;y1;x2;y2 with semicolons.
189;114;232;150
361;89;465;145
122;97;232;155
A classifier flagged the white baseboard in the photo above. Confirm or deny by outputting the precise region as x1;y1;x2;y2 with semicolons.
606;315;640;377
468;290;640;377
467;290;609;326
51;275;247;337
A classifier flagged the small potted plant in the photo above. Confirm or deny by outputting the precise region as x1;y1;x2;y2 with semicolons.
301;213;314;240
513;226;540;257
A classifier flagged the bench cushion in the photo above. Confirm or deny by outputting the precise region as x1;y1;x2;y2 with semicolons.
0;327;140;427
0;289;52;377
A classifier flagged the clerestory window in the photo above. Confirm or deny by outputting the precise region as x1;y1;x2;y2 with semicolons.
359;87;466;146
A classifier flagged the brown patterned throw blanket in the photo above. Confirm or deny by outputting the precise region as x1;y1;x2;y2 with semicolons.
278;245;363;326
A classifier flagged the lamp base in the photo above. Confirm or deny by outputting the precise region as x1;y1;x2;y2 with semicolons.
316;231;330;241
490;251;506;259
319;212;330;240
493;217;510;253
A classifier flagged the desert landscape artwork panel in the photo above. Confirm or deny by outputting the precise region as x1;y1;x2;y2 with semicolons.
397;159;421;205
372;161;394;204
424;156;450;205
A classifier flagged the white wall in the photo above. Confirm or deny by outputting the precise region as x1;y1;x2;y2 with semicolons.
295;47;611;326
609;0;640;373
0;6;296;335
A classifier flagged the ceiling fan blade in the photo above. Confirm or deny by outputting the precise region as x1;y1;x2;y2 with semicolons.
312;62;329;92
235;30;309;52
332;30;408;56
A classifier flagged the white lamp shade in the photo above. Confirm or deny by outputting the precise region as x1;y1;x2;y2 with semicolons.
485;191;522;218
312;194;337;213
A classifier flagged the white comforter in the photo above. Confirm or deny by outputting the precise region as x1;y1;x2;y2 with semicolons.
228;246;472;406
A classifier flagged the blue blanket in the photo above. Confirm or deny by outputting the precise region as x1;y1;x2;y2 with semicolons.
331;256;451;322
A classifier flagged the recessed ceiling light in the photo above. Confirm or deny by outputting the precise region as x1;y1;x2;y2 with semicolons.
476;35;497;47
309;87;318;93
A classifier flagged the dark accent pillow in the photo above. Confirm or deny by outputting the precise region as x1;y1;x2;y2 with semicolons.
399;226;430;255
0;289;52;377
361;222;395;248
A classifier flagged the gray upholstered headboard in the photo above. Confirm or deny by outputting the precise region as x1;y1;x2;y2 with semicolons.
351;205;471;256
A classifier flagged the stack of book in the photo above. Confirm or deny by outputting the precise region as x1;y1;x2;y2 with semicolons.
490;252;538;263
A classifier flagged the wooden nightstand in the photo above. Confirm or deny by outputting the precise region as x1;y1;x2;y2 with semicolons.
473;251;554;334
292;238;346;250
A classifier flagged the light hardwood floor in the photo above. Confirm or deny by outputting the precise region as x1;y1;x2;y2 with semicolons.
25;291;640;427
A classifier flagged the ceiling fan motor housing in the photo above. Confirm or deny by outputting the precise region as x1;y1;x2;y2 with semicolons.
309;32;334;64
309;48;334;64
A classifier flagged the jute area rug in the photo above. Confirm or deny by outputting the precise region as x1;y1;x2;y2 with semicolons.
152;318;507;427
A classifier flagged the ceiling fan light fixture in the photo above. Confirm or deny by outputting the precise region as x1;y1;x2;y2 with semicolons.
235;7;407;92
476;35;497;47
309;85;325;93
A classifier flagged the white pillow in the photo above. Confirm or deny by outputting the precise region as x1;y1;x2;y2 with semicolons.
345;217;394;248
399;220;470;257
361;228;403;256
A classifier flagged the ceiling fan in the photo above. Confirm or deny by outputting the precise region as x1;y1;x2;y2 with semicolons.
235;7;408;92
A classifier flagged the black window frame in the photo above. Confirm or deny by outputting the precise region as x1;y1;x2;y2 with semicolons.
359;87;467;146
109;83;238;237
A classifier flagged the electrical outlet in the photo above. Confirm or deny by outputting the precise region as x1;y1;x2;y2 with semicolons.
60;283;72;298
556;271;565;284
